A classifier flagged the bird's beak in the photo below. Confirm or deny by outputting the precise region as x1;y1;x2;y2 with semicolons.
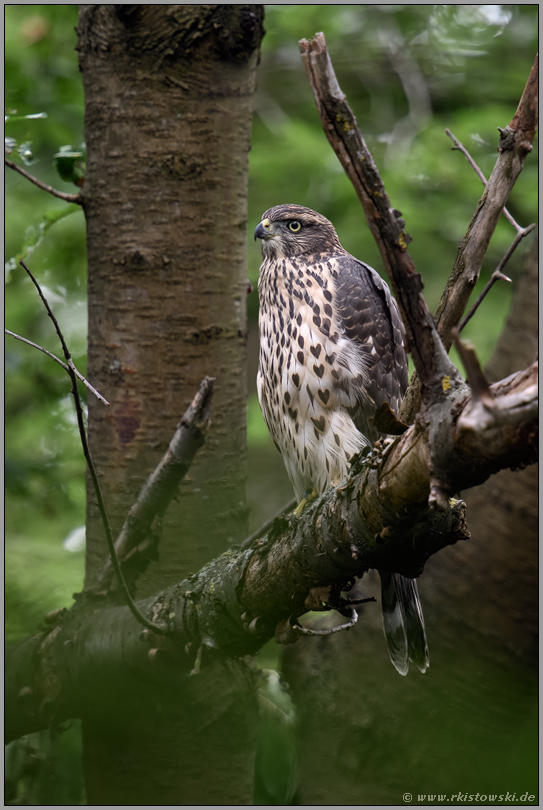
254;218;272;242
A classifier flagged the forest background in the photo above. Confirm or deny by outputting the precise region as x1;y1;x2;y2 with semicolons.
5;4;538;804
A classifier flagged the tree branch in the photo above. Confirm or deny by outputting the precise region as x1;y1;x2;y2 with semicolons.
5;328;109;405
459;225;535;331
444;128;527;234
95;376;216;590
20;260;166;635
5;158;82;204
299;32;458;408
434;53;538;352
6;360;537;742
240;498;297;551
299;36;537;426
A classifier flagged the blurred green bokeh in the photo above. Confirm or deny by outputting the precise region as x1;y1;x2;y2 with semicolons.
5;5;538;805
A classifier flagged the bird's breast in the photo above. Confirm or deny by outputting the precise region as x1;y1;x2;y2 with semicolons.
257;256;369;499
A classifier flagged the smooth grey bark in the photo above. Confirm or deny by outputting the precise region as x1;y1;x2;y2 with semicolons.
76;5;264;804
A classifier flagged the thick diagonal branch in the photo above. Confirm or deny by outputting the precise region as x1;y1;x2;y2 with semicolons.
6;362;537;742
299;33;458;406
95;376;216;589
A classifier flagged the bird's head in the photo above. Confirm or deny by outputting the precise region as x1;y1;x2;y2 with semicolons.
254;204;342;259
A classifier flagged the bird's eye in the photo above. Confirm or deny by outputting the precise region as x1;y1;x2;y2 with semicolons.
287;220;302;233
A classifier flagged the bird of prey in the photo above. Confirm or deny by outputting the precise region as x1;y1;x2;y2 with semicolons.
254;203;429;675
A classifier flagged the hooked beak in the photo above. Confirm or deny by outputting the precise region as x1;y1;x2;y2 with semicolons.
254;218;272;241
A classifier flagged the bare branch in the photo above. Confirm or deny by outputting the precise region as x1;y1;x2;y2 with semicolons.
5;158;82;204
299;32;458;406
5;328;109;405
96;376;216;589
459;225;535;332
20;260;166;636
434;53;538;352
451;329;494;408
454;344;538;432
459;381;538;433
445;128;526;233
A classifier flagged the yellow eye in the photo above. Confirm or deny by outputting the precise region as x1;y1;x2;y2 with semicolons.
287;220;302;233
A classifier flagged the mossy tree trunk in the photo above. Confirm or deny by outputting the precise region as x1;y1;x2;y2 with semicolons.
76;5;264;804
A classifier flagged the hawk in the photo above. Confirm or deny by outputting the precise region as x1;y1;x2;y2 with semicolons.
254;203;428;675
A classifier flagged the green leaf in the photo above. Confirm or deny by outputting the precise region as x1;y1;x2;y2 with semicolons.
53;144;86;185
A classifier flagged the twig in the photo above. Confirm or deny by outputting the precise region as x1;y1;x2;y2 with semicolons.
445;129;524;233
5;329;109;405
240;498;297;551
451;329;494;408
434;54;538;352
5;158;81;204
459;224;535;332
96;376;216;588
19;260;166;635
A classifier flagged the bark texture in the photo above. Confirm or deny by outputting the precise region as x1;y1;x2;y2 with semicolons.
75;5;264;804
78;4;262;593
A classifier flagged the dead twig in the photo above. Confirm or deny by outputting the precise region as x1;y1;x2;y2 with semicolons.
434;54;538;352
294;608;359;637
5;328;109;405
20;260;166;635
445;129;526;233
453;328;538;433
455;345;538;433
459;225;535;332
5;158;81;204
451;329;494;408
97;376;216;588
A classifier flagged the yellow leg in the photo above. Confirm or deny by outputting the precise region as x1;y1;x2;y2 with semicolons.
292;489;319;519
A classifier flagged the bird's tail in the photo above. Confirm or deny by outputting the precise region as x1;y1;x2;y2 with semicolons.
379;570;429;676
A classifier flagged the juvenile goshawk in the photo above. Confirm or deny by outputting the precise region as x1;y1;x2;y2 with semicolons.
255;203;428;675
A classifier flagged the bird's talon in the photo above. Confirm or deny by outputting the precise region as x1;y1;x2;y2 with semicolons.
292;489;318;519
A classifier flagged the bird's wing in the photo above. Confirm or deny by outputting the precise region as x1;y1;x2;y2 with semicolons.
333;254;408;439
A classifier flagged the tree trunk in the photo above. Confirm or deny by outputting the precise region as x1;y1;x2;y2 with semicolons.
283;234;538;804
76;5;264;803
